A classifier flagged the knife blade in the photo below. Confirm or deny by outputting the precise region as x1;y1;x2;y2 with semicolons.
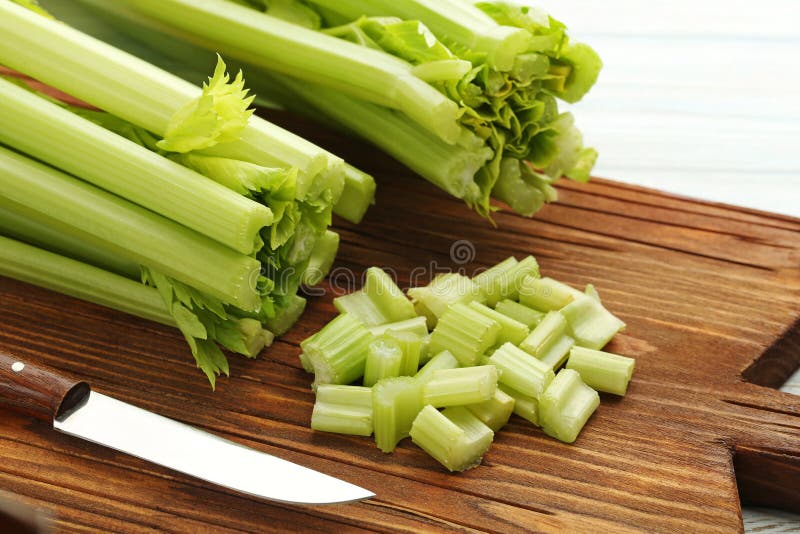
0;351;374;505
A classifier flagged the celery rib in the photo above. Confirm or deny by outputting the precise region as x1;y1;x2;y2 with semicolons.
422;366;498;407
312;384;373;436
566;347;635;396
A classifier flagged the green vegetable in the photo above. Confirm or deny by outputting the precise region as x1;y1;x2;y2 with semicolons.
560;296;626;350
466;388;515;432
311;384;373;436
363;336;404;387
488;342;554;399
519;311;575;370
498;383;540;426
335;164;377;224
300;314;374;387
414;350;460;383
428;302;501;366
408;273;482;327
518;276;583;311
302;230;340;286
385;330;423;376
373;377;423;452
566;347;635;396
540;368;600;443
409;405;494;472
468;301;529;345
368;316;429;338
474;256;540;304
334;267;415;325
422;366;498;407
494;299;544;329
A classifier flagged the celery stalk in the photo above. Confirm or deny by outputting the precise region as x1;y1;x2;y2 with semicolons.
474;256;540;305
540;369;600;444
498;384;540;426
408;273;483;327
422;366;498;407
428;302;501;366
372;377;423;453
300;313;374;387
334;164;376;224
368;316;429;338
410;405;494;472
363;336;404;387
519;276;583;311
263;295;307;335
0;147;261;311
334;291;386;326
302;230;340;286
364;267;417;322
560;296;626;350
494;299;544;329
414;350;460;383
385;330;423;376
467;301;529;346
311;384;373;436
489;342;555;399
466;388;515;432
519;311;575;370
566;347;635;396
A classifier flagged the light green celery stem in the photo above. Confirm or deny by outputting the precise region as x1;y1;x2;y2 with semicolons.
408;273;483;328
428;302;501;366
467;301;529;346
0;77;271;256
302;230;340;286
519;276;583;311
566;347;634;396
410;405;494;472
372;377;423;453
519;311;575;370
311;384;373;436
363;336;403;387
422;366;498;407
0;235;174;326
103;0;462;144
0;147;261;311
415;350;460;383
334;291;387;326
334;164;376;224
498;383;539;425
474;256;540;305
0;2;332;193
466;388;515;432
489;342;555;399
300;313;374;387
540;368;599;444
264;295;307;335
0;206;139;279
276;76;491;205
307;0;531;72
369;316;429;338
494;299;544;329
418;334;433;365
363;267;416;322
560;296;626;350
385;330;423;376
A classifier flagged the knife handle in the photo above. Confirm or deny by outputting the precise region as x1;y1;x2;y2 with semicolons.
0;351;90;423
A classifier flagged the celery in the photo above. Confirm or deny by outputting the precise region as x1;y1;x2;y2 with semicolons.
408;273;483;327
311;384;373;436
0;147;261;311
489;342;554;399
428;303;501;366
467;301;529;346
418;333;433;365
363;336;404;387
566;347;635;396
519;311;575;370
302;230;340;286
560;296;625;350
540;369;599;444
0;77;272;256
300;314;374;387
372;377;423;453
518;276;583;311
334;267;415;326
494;299;544;329
334;164;376;224
334;291;385;326
584;284;601;302
498;384;540;426
409;405;494;472
422;366;498;407
368;316;429;338
264;295;307;336
466;388;515;432
473;255;539;305
415;350;460;383
385;330;423;376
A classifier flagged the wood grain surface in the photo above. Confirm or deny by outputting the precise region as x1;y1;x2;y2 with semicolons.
0;117;799;533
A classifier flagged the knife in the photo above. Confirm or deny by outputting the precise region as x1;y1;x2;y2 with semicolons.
0;351;374;505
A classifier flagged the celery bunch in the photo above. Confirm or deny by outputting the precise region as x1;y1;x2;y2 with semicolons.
302;257;634;472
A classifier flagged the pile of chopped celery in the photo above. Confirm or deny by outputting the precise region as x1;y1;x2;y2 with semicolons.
0;1;375;387
302;259;635;472
43;0;601;220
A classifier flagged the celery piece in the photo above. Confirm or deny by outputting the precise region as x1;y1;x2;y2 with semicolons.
468;301;529;346
0;147;262;311
363;267;416;322
428;303;501;366
418;333;433;366
369;316;429;338
560;296;625;351
363;336;404;387
415;350;460;383
334;290;386;326
408;273;483;328
584;284;601;302
0;77;272;257
518;276;583;311
489;342;555;399
540;369;600;444
300;313;374;387
498;384;540;426
264;295;307;335
311;384;373;436
410;405;494;472
422;366;498;407
466;388;515;432
385;330;423;376
494;299;544;329
334;163;376;224
302;230;340;286
299;352;315;374
519;311;575;370
372;377;423;453
566;347;635;396
238;318;275;358
473;255;539;305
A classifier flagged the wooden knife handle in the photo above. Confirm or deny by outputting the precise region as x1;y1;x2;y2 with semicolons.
0;351;90;422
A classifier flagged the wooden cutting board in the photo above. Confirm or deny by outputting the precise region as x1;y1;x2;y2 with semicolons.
0;114;798;533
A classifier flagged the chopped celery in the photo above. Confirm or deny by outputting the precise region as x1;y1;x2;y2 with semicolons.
566;347;635;396
422;366;498;407
334;163;376;224
519;311;575;370
494;299;544;329
584;283;601;302
518;276;583;311
415;350;460;383
540;369;600;444
467;301;529;346
302;230;340;286
385;330;423;376
560;296;625;350
408;273;483;327
466;388;515;432
300;313;374;387
299;352;314;374
372;377;423;453
363;336;404;387
418;333;433;365
473;255;539;305
428;302;501;366
409;405;494;472
363;267;416;322
369;316;429;338
489;342;554;399
264;295;307;335
498;384;540;426
334;290;386;326
311;384;373;436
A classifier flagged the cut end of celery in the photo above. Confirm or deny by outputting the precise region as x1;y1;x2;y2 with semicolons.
410;405;494;472
372;376;423;453
540;368;600;443
566;346;635;396
429;302;501;366
333;164;376;224
312;384;373;436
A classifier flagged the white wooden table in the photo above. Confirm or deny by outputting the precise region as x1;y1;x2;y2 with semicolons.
534;0;800;530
